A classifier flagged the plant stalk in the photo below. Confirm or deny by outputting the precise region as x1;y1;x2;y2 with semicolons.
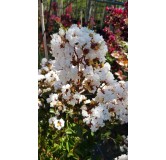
39;0;48;59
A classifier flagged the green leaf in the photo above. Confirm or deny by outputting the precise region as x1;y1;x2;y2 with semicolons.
67;150;74;158
91;131;94;136
83;128;87;134
66;142;69;152
54;143;59;148
49;108;55;114
65;128;73;134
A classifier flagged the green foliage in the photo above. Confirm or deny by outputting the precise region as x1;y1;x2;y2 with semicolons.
38;105;127;159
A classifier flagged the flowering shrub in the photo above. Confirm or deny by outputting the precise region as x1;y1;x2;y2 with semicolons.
38;24;128;159
102;1;128;81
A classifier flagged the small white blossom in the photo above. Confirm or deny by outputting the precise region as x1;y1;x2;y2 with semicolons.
49;116;57;125
47;93;58;105
84;99;91;104
54;118;65;130
59;28;65;36
114;154;128;160
41;58;47;65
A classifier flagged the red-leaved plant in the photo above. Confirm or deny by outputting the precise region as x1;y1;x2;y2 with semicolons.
102;1;128;81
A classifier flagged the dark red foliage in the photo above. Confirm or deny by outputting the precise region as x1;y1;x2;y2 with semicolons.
101;1;128;80
52;2;58;12
61;13;72;28
104;1;128;41
102;27;119;54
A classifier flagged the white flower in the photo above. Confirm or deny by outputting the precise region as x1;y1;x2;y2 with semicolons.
83;66;94;77
90;125;98;132
80;105;87;110
105;72;115;85
82;104;110;132
82;110;89;117
59;28;65;36
83;116;91;124
41;58;47;65
103;62;111;71
49;116;57;125
84;99;91;104
47;93;58;103
71;65;78;76
54;118;65;130
38;75;45;81
45;71;57;83
73;92;86;103
62;84;71;93
93;34;104;43
69;99;77;106
43;66;49;72
114;154;128;160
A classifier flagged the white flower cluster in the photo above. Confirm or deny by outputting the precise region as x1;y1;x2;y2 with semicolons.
39;24;128;131
38;58;58;95
82;103;110;132
114;154;128;160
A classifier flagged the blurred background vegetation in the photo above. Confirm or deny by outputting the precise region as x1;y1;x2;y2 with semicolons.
40;0;125;26
38;0;126;63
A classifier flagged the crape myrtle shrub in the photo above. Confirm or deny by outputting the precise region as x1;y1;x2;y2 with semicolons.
38;24;128;160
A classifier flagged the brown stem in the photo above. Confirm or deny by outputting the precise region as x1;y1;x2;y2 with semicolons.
39;0;48;59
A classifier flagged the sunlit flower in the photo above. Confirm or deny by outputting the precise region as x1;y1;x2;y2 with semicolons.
114;154;128;160
54;118;65;130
